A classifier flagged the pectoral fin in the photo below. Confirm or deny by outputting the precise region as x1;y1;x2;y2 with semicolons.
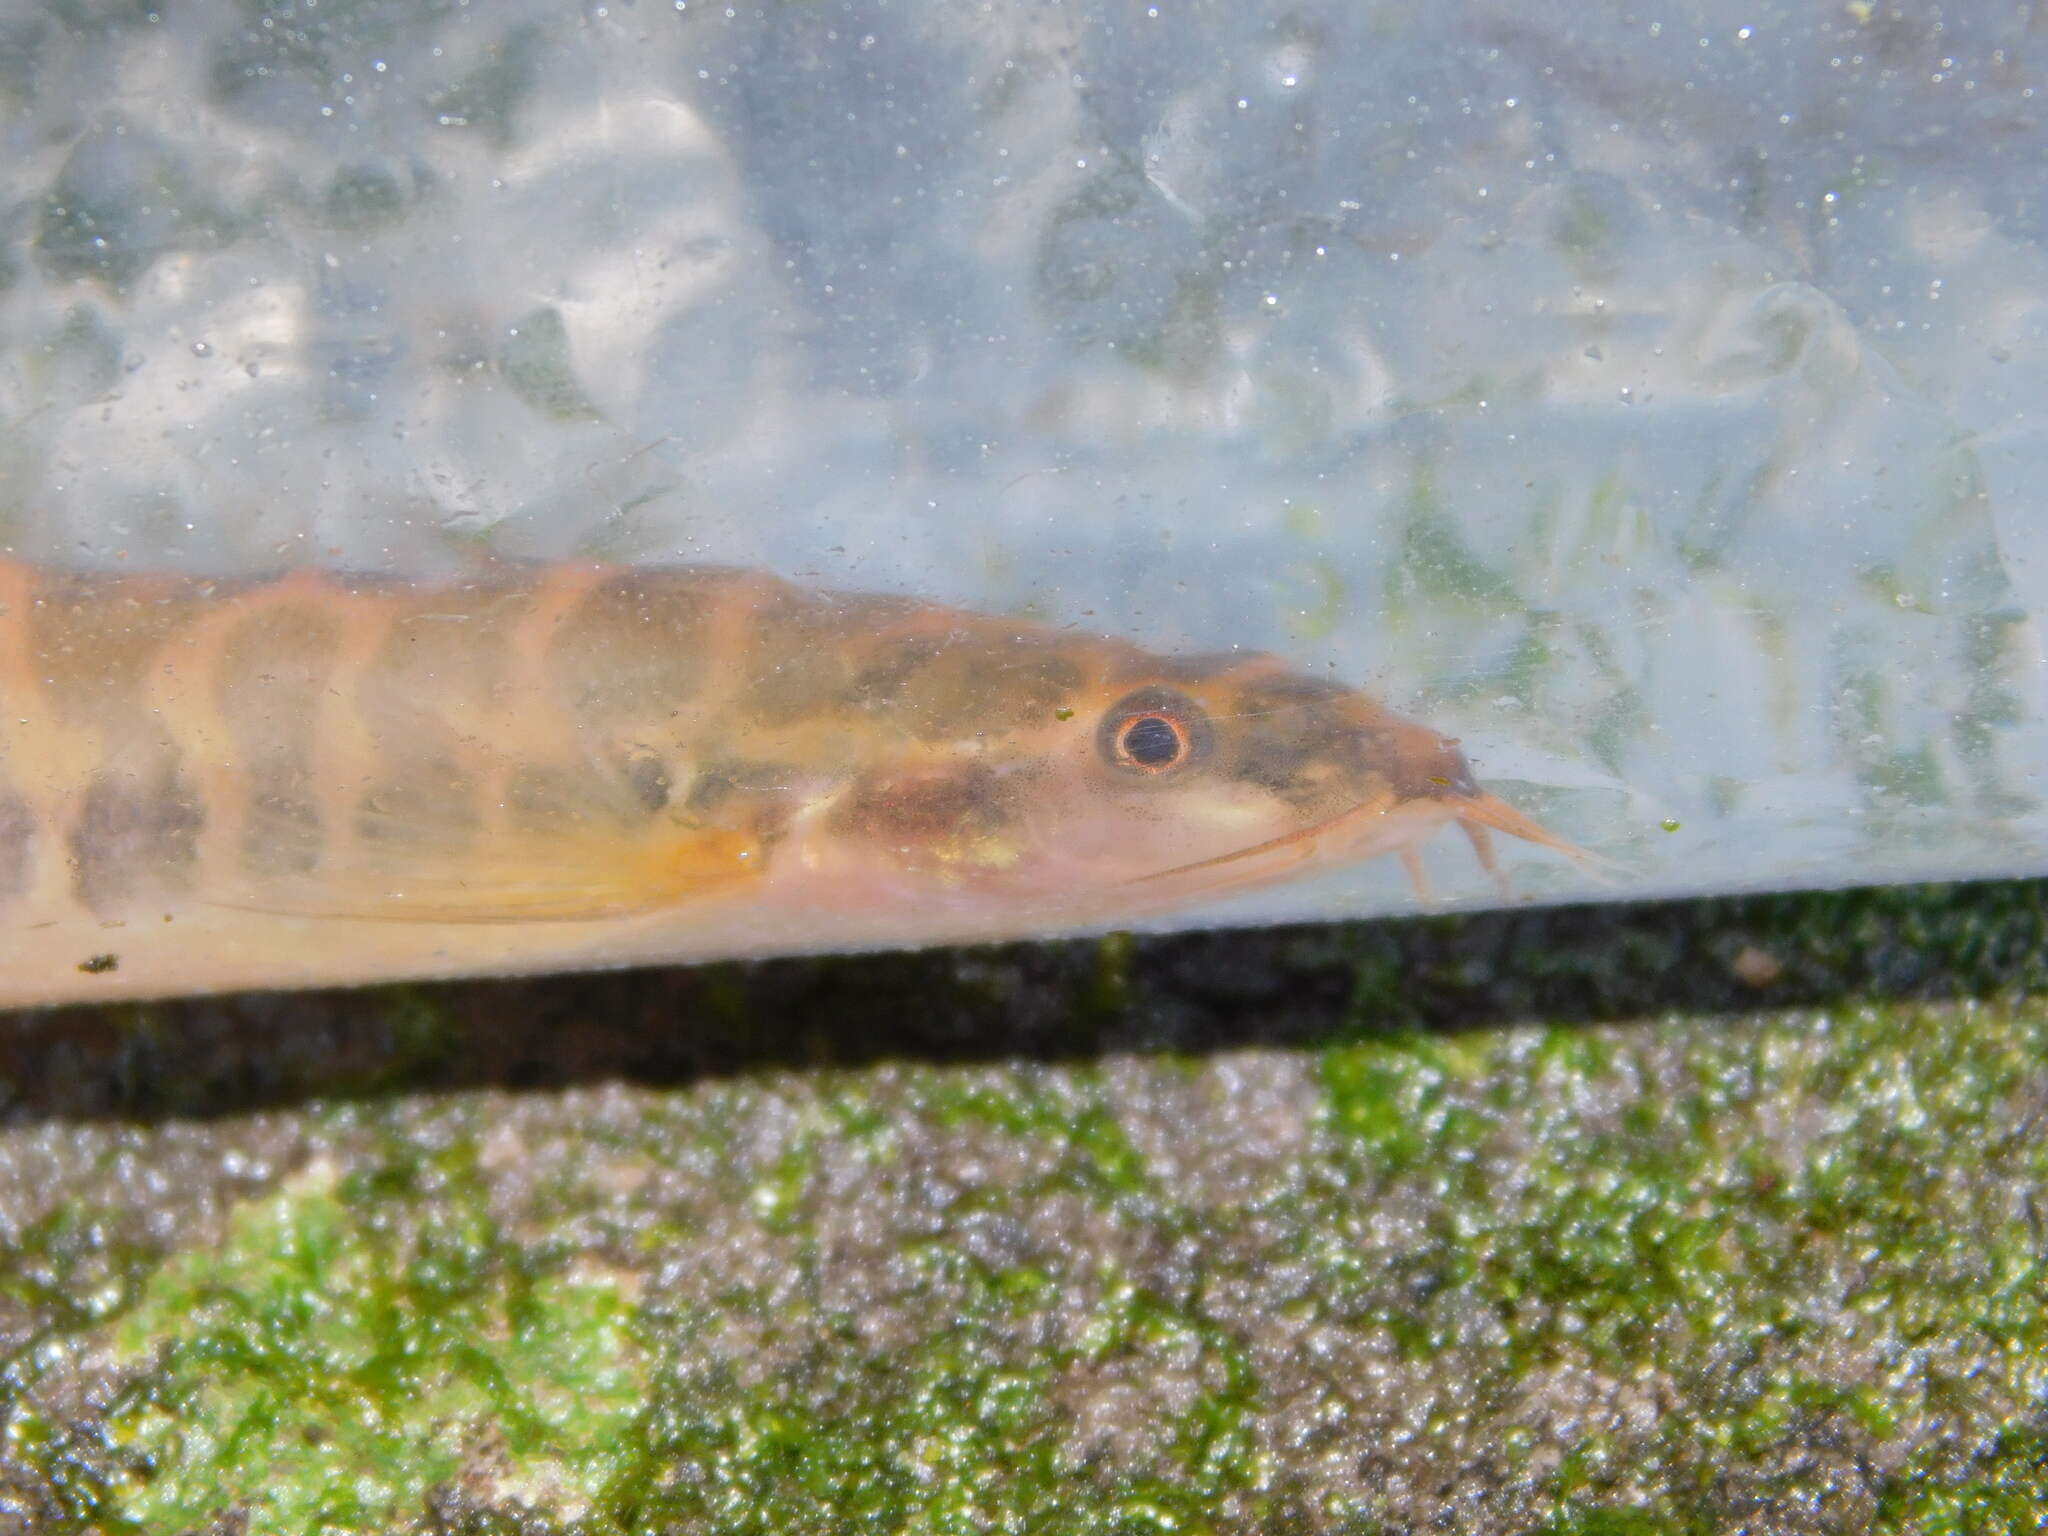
211;822;764;924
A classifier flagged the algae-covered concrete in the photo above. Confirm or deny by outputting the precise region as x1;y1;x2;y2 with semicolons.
2;883;2046;1534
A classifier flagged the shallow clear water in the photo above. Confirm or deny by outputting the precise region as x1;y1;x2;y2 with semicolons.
1;0;2043;929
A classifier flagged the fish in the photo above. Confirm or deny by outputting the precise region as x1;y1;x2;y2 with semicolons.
0;560;1599;1007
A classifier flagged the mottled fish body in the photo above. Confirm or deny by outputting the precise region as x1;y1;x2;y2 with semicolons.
0;561;1586;1006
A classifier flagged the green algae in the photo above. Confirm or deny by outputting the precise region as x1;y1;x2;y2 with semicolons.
498;306;605;423
2;880;2046;1533
1388;478;1519;610
1316;994;2048;1525
102;1120;645;1535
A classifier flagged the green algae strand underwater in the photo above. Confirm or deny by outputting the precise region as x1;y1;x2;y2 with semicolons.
1;880;2046;1534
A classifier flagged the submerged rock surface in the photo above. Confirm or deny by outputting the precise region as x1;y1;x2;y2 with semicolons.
1;881;2045;1534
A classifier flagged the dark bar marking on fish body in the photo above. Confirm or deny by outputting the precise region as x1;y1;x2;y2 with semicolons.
842;635;949;714
30;575;229;733
1224;671;1374;812
216;600;344;761
347;579;541;851
244;761;324;878
0;789;35;905
354;761;481;848
825;761;1023;872
836;629;1086;742
216;601;344;880
742;586;928;728
70;759;206;916
915;643;1088;742
506;763;589;832
502;756;666;835
360;580;534;733
679;755;803;828
621;749;672;814
549;571;717;735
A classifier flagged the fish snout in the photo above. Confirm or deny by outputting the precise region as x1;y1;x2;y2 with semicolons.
1361;716;1482;804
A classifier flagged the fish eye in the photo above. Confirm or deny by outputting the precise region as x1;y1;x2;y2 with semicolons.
1120;714;1184;768
1097;688;1213;776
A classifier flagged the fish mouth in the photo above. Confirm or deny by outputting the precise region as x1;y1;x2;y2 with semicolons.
1130;786;1611;895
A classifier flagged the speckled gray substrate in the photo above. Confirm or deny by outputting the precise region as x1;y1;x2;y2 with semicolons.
2;883;2046;1535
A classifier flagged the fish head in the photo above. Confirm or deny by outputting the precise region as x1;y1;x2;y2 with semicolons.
1008;655;1483;907
800;640;1572;924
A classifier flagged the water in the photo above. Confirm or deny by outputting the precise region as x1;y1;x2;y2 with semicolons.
1;0;2043;930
